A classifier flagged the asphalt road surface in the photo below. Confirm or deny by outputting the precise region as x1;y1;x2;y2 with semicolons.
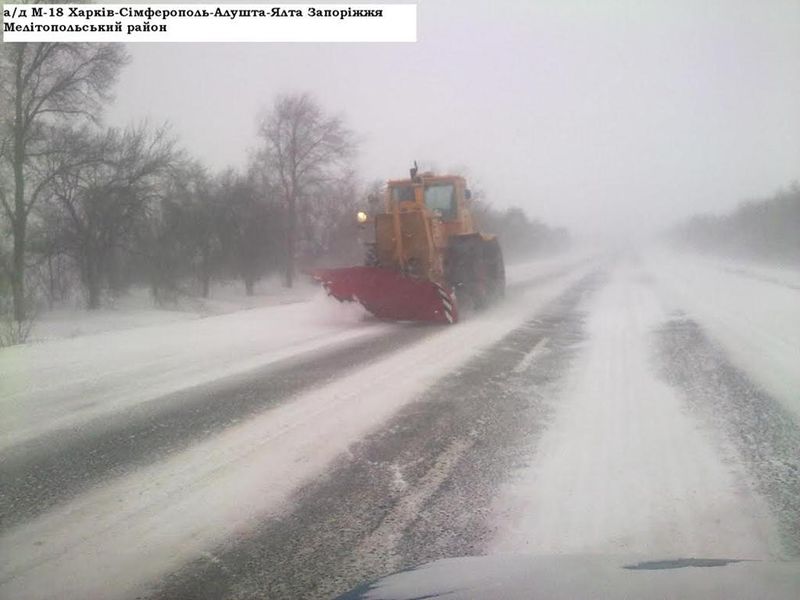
1;255;798;600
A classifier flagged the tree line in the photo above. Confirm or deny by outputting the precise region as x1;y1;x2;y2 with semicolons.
471;204;569;261
668;182;800;265
0;41;568;343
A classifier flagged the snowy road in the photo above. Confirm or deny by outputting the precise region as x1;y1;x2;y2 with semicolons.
1;251;798;599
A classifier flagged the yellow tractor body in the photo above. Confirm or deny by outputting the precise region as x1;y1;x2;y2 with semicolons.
312;167;505;323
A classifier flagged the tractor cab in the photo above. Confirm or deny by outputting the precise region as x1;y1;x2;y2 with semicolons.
385;172;475;237
387;178;457;221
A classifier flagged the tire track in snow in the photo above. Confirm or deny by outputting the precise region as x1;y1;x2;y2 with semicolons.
0;262;596;600
0;324;437;531
490;266;773;559
148;269;605;600
349;437;475;580
657;316;800;557
0;260;587;532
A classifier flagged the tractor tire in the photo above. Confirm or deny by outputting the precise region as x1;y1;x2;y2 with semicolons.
482;237;506;303
445;235;478;308
445;235;505;311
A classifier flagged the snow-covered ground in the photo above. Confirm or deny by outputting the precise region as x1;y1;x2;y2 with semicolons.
0;252;588;451
504;247;600;283
490;264;775;558
2;248;797;599
28;277;317;342
683;254;800;291
0;292;384;451
647;249;800;419
0;257;593;600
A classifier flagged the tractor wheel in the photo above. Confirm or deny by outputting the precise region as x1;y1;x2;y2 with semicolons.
481;237;506;303
445;235;505;311
445;235;477;309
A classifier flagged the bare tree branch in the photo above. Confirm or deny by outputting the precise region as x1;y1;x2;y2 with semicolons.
256;92;357;287
0;41;128;320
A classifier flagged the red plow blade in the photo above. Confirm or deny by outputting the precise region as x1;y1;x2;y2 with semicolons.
310;266;458;324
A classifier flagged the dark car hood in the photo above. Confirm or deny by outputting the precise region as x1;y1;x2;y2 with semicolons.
335;554;800;600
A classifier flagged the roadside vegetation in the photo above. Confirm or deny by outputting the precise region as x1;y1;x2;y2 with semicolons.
668;183;800;266
0;42;567;346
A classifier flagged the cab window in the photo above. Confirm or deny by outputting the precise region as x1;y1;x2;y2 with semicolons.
391;186;416;202
424;184;456;220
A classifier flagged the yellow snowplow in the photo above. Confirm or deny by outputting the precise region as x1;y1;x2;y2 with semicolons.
311;164;505;323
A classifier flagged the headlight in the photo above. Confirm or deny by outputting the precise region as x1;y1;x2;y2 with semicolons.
356;211;368;224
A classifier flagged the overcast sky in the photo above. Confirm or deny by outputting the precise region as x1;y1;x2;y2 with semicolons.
107;0;800;236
